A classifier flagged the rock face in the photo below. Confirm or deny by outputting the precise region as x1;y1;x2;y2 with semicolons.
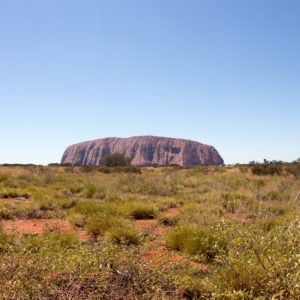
61;136;224;166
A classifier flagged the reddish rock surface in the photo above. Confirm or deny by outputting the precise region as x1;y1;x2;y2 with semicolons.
61;136;223;166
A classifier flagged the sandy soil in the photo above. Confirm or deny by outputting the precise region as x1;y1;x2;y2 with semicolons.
134;208;208;271
1;219;92;241
0;198;31;206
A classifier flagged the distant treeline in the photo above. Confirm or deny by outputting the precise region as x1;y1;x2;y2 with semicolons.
1;159;300;177
236;159;300;178
0;163;44;167
0;163;141;174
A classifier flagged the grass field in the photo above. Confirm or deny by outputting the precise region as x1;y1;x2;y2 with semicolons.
0;164;299;299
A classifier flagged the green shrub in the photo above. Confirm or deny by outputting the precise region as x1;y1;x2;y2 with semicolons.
80;166;97;173
214;219;300;298
254;216;283;231
251;164;283;176
0;174;10;183
0;225;14;251
86;214;116;238
69;185;84;194
86;214;140;244
107;224;140;245
220;192;237;214
159;214;179;226
84;184;106;199
99;166;141;174
166;224;226;262
68;200;103;226
122;202;157;219
92;201;158;220
84;183;97;198
180;203;225;224
104;153;131;167
252;201;291;219
0;202;44;220
286;163;300;179
33;190;77;211
23;232;79;253
266;190;288;201
70;200;102;215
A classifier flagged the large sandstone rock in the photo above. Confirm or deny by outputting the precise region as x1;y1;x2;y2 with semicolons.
61;136;224;166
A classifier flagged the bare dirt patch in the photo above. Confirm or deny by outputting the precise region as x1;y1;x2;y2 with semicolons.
0;198;31;206
134;219;168;235
1;219;73;234
152;226;168;235
164;207;180;217
143;238;208;271
134;219;158;232
1;219;92;241
134;212;208;272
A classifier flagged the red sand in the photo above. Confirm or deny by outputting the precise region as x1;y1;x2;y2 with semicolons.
0;198;31;206
135;210;208;271
1;219;92;241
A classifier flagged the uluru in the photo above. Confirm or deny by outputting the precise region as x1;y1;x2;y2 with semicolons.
61;136;224;166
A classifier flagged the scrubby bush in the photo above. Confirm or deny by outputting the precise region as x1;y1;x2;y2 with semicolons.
124;202;157;219
166;224;227;262
214;219;300;299
80;165;97;173
0;225;14;251
86;213;116;239
286;163;300;179
68;200;103;226
0;174;10;184
33;190;77;212
251;163;283;176
159;214;180;226
104;153;131;167
86;214;140;244
24;232;79;253
266;190;288;201
84;183;97;198
99;166;141;174
220;192;240;214
95;201;158;220
254;215;284;231
68;185;84;195
107;223;140;245
0;202;44;220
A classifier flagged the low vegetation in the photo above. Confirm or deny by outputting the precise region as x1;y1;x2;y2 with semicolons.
165;224;226;262
104;153;131;167
0;163;299;299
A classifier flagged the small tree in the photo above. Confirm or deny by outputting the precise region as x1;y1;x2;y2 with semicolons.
103;153;131;167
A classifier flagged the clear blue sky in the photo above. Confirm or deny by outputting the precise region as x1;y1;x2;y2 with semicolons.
1;0;299;165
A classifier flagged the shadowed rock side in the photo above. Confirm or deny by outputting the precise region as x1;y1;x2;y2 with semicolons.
61;136;224;166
